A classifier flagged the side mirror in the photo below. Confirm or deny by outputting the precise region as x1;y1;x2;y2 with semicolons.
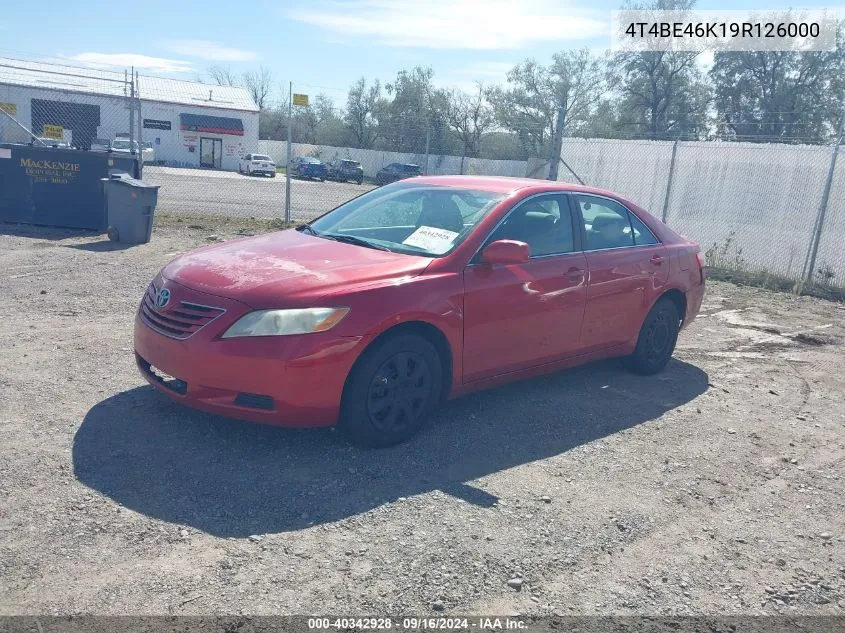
481;239;530;265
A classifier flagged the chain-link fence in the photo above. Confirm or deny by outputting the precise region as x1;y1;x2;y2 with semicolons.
553;137;844;289
2;57;844;290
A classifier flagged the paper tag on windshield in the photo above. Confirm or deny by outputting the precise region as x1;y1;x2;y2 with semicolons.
402;226;459;254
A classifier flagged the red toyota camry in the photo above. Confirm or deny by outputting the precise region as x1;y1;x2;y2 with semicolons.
135;176;705;447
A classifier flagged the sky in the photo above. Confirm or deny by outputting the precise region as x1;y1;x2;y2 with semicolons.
0;0;839;107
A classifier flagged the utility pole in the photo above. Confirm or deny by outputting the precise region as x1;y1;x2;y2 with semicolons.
424;125;430;175
285;81;292;224
128;67;135;161
136;70;143;178
547;106;565;181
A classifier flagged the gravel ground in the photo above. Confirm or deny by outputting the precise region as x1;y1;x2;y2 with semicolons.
143;166;374;221
1;220;844;616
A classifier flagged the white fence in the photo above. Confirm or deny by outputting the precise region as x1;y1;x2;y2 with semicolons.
554;138;844;285
257;140;528;179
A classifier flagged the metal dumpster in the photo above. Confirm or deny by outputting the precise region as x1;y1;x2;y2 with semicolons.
0;143;139;230
101;172;160;244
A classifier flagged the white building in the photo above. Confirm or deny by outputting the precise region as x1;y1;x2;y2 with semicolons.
0;57;259;171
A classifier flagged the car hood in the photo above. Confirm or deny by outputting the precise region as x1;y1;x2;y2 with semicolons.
161;230;432;308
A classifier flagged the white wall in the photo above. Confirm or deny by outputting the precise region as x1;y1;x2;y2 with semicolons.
0;83;259;171
257;140;528;178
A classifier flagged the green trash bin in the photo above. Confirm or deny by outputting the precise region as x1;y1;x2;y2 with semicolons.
101;172;160;244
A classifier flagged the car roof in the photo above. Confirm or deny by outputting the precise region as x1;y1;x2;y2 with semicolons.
407;175;632;198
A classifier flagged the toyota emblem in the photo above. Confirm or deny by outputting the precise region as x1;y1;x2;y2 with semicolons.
156;288;171;309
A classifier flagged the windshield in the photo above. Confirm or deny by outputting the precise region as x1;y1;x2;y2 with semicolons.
301;157;321;164
112;140;137;150
305;182;505;257
342;160;360;167
253;154;271;161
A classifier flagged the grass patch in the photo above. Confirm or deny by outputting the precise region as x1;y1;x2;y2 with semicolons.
154;212;300;234
706;266;845;302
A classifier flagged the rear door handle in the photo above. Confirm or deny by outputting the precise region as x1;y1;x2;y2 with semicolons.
650;255;664;265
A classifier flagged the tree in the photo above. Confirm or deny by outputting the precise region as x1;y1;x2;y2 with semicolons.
207;65;239;87
382;67;449;154
345;78;384;149
441;84;495;159
608;0;710;139
241;65;272;110
710;46;845;142
609;49;710;139
488;49;604;156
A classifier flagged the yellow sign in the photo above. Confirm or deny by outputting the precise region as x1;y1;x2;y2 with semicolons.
42;124;64;140
292;93;309;107
0;102;16;116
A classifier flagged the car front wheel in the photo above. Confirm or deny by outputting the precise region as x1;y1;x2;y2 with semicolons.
339;333;443;448
626;297;680;375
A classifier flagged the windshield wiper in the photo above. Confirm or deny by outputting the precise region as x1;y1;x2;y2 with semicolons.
298;223;319;235
322;233;393;252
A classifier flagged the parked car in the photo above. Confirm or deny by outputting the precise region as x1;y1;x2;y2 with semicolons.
375;162;420;185
108;139;155;164
34;137;72;148
135;176;705;448
239;153;277;177
289;156;327;181
327;158;364;184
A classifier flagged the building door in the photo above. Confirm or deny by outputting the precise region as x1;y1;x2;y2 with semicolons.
200;137;222;169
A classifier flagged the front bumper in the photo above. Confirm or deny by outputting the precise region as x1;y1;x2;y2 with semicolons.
133;281;369;427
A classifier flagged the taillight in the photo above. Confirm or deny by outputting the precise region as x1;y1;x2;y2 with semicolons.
695;248;706;283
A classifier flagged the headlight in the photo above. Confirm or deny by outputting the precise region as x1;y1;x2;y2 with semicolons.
221;307;349;338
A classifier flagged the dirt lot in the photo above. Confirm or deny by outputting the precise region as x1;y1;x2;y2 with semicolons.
1;219;844;616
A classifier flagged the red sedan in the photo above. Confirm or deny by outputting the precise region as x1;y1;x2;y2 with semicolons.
135;176;705;447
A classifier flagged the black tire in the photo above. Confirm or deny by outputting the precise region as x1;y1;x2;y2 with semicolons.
627;298;680;375
107;226;119;242
356;179;363;185
339;333;443;448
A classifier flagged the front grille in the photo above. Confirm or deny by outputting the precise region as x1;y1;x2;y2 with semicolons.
140;281;225;340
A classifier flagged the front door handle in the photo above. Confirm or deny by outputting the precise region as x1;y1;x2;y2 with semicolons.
566;266;585;281
650;255;664;265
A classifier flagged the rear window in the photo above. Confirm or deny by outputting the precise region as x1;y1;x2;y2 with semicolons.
253;154;271;161
301;157;321;164
342;160;360;166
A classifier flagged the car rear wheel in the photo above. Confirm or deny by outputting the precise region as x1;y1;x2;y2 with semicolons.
339;333;443;448
626;298;680;375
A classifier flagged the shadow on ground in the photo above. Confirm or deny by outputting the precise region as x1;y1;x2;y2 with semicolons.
66;240;137;252
73;358;708;537
0;222;100;241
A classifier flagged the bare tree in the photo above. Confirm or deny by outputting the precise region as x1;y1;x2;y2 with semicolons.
345;77;384;149
242;65;273;110
207;65;239;87
442;83;495;160
488;50;603;156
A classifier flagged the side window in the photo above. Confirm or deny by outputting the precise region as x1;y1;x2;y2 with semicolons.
576;195;635;251
487;195;575;257
244;154;251;160
628;211;659;245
